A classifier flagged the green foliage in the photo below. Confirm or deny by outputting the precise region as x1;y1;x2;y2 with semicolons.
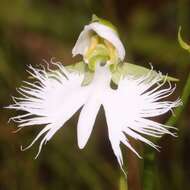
178;26;190;52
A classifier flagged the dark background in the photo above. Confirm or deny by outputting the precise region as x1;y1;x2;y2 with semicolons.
0;0;190;190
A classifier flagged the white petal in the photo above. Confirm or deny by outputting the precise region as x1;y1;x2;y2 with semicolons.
102;91;125;169
72;29;91;57
102;69;181;170
8;63;90;154
72;22;125;60
77;65;111;149
77;96;101;149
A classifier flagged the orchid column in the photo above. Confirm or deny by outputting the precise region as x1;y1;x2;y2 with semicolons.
7;15;181;176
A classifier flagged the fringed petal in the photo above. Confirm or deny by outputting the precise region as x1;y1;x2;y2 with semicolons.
103;69;181;172
7;63;90;155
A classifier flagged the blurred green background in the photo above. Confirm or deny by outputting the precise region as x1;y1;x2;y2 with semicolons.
0;0;190;190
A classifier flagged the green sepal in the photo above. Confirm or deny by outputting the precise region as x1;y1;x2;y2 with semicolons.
66;61;86;73
111;67;122;85
111;62;179;85
91;14;100;23
91;14;118;34
65;61;94;86
126;63;179;82
178;26;190;52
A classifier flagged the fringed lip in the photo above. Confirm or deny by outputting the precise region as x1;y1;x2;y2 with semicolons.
7;62;182;176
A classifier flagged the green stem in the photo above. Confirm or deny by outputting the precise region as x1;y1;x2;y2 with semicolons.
142;149;155;190
119;175;128;190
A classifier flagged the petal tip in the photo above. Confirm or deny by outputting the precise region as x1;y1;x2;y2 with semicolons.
77;139;86;149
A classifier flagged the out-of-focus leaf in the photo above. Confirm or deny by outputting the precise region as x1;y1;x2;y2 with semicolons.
178;26;190;52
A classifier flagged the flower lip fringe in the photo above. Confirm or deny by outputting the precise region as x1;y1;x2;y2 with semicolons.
7;60;182;173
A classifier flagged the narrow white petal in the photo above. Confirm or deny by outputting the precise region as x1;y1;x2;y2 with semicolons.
77;96;101;149
77;65;111;149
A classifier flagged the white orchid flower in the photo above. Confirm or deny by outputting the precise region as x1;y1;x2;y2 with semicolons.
7;15;182;174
